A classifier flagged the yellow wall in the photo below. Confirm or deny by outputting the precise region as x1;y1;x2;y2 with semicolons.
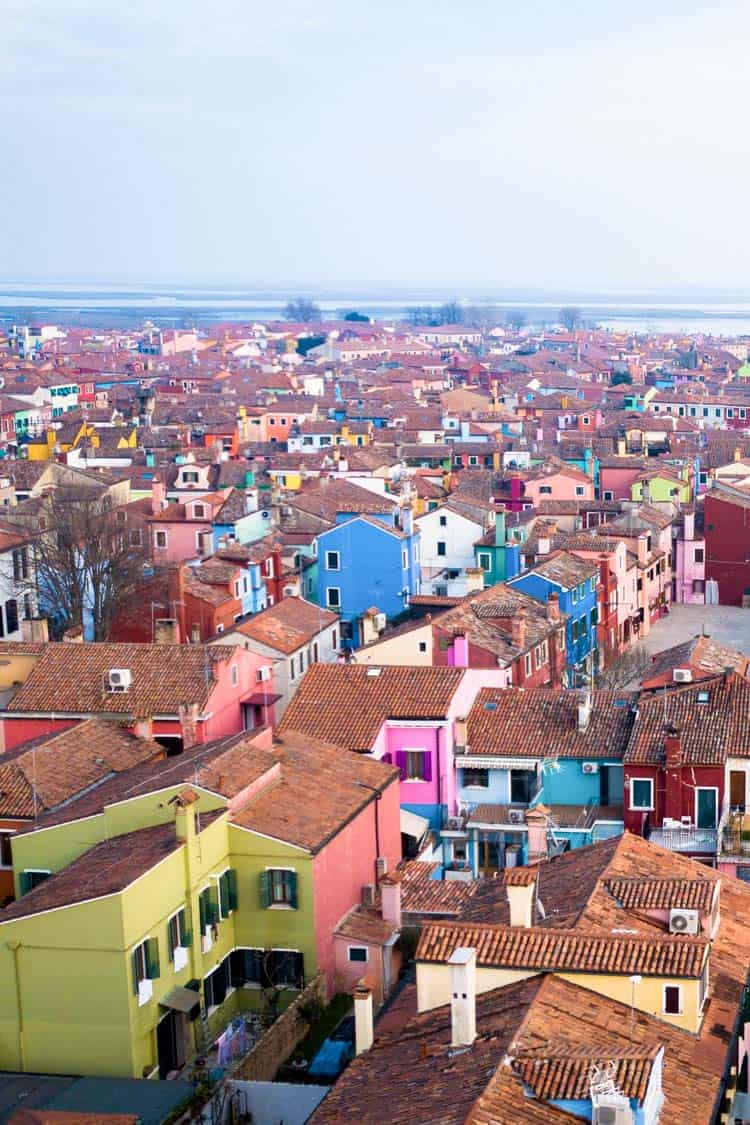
355;622;433;666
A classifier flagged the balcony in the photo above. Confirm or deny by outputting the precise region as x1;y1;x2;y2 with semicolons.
648;825;718;853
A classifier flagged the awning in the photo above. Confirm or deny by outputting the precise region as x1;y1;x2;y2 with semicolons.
243;692;283;707
160;986;201;1015
401;808;429;840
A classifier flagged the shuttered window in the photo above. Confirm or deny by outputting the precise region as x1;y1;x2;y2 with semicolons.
217;869;238;917
132;937;160;993
260;869;298;908
266;949;304;989
19;870;50;895
199;886;219;931
167;908;192;959
230;948;264;987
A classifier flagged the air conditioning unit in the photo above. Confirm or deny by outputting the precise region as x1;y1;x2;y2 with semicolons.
593;1099;633;1125
582;762;599;774
669;908;700;935
374;612;387;631
107;668;131;692
261;510;270;519
673;668;693;683
508;809;524;824
446;817;464;830
257;666;271;682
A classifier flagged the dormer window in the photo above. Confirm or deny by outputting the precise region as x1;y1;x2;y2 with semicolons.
193;504;206;519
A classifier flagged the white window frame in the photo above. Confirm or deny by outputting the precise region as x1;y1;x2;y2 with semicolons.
603;490;614;501
347;945;369;964
167;907;189;972
630;777;654;811
524;652;533;677
154;530;168;549
478;552;492;573
403;747;428;782
193;504;206;519
325;550;340;571
662;983;682;1016
694;786;719;829
326;586;341;609
231;664;239;686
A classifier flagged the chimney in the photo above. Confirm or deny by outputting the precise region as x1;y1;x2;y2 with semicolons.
449;947;477;1048
21;617;49;644
375;856;388;881
665;725;682;768
637;534;648;566
132;716;153;741
511;613;526;649
151;475;166;515
63;625;84;643
683;508;695;541
735;446;742;462
546;592;560;622
537;535;551;556
154;617;180;644
505;869;536;928
190;623;201;644
400;504;413;537
454;716;468;749
178;701;200;750
617;437;626;456
171;787;198;844
381;872;402;928
578;692;592;732
353;985;374;1055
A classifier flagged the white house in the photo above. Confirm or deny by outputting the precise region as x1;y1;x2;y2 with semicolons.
416;503;492;595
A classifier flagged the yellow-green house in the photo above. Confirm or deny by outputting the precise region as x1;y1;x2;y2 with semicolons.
0;730;400;1080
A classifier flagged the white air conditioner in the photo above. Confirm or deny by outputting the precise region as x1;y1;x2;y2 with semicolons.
593;1099;633;1125
669;908;700;935
508;809;524;824
257;666;271;682
582;762;599;775
673;668;693;683
261;510;270;519
374;612;387;631
446;817;464;830
107;668;131;692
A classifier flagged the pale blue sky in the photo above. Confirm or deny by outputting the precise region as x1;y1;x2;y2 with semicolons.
3;0;750;288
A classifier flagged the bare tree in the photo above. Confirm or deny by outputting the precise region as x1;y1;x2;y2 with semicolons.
439;300;463;324
284;298;321;322
22;487;148;641
560;306;582;331
505;310;527;331
596;647;652;690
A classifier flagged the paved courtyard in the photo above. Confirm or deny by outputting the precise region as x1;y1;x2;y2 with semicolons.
633;603;750;659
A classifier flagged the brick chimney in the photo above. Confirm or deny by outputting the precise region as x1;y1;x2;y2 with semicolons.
151;475;166;515
665;725;682;768
178;701;200;750
546;592;560;622
511;612;526;649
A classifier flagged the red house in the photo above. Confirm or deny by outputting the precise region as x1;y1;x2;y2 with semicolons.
704;482;750;606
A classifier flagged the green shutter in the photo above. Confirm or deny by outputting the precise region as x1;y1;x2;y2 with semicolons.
167;917;175;961
289;871;298;910
260;871;271;908
227;868;238;912
145;937;160;980
198;890;207;931
205;886;219;925
19;872;33;896
219;871;229;917
182;907;193;948
132;949;141;995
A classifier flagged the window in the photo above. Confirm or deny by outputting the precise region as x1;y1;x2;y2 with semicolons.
590;607;598;629
0;831;14;868
167;908;192;964
439;514;447;527
332;629;337;650
437;541;447;557
418;640;428;653
132;937;160;1004
290;657;296;680
265;949;304;989
216;869;238;918
154;530;167;548
630;778;654;810
575;486;585;497
325;550;340;571
204;958;230;1010
402;549;408;569
129;529;142;547
198;885;219;934
5;599;18;635
348;946;368;963
398;748;431;781
230;948;264;987
694;547;704;563
19;869;50;894
463;767;489;789
524;652;532;677
478;552;492;573
539;485;552;495
571;587;578;604
326;586;341;609
663;985;682;1015
261;869;298;908
603;490;614;501
183;471;199;483
510;770;533;804
12;548;28;581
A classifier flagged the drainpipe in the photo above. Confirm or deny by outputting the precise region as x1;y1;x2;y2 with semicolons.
7;941;25;1071
355;781;382;884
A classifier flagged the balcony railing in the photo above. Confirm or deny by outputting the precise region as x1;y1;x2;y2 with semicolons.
648;825;718;853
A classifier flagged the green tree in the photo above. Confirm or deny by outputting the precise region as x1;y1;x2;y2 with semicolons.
342;310;369;322
611;371;633;385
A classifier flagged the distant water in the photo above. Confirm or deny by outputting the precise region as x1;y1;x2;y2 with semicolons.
3;283;750;335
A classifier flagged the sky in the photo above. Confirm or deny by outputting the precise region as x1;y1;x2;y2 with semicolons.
3;0;750;291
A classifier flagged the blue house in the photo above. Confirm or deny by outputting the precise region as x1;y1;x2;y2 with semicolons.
316;511;421;647
444;687;632;877
508;551;599;686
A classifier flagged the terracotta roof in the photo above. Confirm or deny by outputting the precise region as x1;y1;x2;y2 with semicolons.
512;1044;659;1102
625;673;750;765
642;634;750;688
290;479;395;520
231;731;399;853
416;921;707;977
398;860;479;917
523;550;598;588
604;878;715;913
4;642;238;717
466;688;636;759
278;664;464;751
0;718;164;818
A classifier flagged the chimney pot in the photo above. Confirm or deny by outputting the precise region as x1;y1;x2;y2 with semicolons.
353;985;374;1055
381;872;402;928
448;948;476;1047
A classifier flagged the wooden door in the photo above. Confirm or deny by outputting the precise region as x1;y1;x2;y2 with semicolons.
731;770;746;810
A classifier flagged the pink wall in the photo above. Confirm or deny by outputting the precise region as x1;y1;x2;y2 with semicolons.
599;465;642;500
524;472;594;506
312;777;401;994
387;725;444;808
151;519;213;563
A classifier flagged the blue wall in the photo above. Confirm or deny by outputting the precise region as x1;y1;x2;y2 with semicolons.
457;767;510;809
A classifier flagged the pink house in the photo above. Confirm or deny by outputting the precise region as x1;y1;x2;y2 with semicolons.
523;465;595;507
0;642;277;754
148;477;230;563
599;459;647;502
673;507;706;604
